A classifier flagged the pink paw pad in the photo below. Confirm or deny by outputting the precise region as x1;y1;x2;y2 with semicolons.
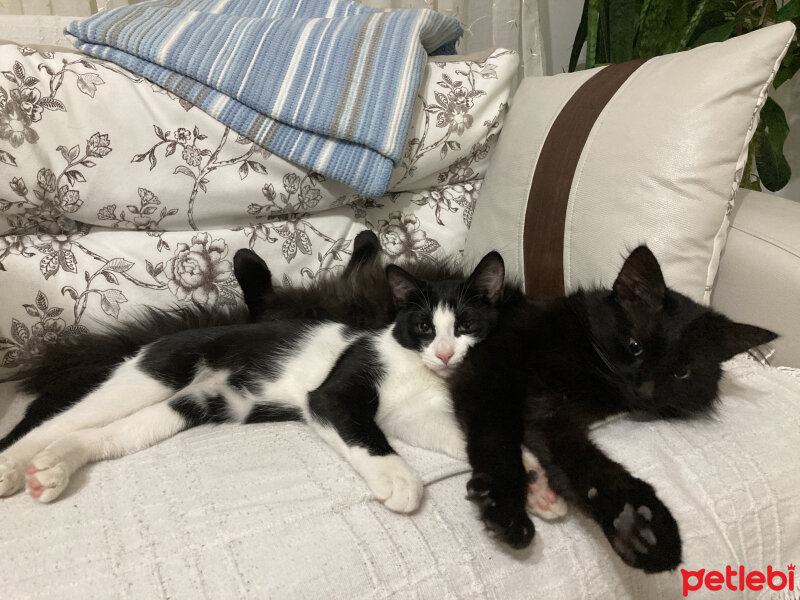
525;466;567;520
27;476;43;497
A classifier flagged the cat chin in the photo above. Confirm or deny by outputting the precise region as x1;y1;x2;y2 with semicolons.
423;359;457;379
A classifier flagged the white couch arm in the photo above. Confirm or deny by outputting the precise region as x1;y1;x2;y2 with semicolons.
711;189;800;368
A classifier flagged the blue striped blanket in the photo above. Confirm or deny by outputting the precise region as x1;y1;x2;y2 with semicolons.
66;0;462;197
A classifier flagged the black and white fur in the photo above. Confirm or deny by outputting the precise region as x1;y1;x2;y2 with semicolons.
0;254;501;510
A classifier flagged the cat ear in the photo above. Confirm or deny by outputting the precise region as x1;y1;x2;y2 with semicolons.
233;248;273;320
613;245;666;313
467;251;505;304
344;230;381;278
385;264;421;307
704;314;779;360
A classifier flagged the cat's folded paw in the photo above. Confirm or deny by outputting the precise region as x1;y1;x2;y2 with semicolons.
467;473;535;549
26;451;70;503
365;454;423;514
0;457;25;497
521;447;567;520
591;477;681;573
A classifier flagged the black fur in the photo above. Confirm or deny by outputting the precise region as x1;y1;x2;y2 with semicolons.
451;246;777;570
245;404;303;423
234;241;776;572
308;337;391;456
0;305;249;452
386;251;504;353
5;232;776;575
139;321;311;387
1;231;463;450
233;249;272;322
234;231;471;329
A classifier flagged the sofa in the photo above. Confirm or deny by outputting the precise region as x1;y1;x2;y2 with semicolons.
1;11;800;600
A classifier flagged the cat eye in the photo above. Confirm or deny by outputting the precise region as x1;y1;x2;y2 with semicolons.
457;320;472;333
673;367;692;380
417;321;432;334
628;337;643;356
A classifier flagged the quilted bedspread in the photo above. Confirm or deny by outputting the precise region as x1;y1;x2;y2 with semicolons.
1;357;799;599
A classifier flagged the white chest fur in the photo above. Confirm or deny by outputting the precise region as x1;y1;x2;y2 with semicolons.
372;328;465;460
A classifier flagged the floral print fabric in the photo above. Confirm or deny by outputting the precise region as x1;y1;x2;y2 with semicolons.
0;43;516;375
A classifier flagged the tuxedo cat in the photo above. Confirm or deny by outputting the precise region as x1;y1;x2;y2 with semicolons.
0;255;502;509
234;233;566;519
451;246;777;572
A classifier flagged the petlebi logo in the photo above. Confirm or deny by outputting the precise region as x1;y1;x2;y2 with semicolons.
681;563;795;597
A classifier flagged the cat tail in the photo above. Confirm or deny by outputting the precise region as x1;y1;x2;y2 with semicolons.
0;304;248;452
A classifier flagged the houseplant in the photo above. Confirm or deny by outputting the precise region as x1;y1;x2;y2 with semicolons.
570;0;799;192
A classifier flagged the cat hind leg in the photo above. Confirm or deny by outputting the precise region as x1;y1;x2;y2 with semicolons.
0;458;25;497
521;446;568;520
25;399;190;503
307;368;423;514
590;476;682;573
0;356;174;499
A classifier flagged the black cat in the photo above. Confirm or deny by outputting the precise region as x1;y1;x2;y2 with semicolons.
450;246;776;571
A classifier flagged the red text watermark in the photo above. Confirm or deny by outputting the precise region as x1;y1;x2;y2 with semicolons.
681;564;795;596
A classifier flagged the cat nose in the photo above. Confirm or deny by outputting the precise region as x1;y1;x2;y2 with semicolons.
637;380;655;400
436;350;454;365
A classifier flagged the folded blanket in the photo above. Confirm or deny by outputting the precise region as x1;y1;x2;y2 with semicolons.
65;0;462;197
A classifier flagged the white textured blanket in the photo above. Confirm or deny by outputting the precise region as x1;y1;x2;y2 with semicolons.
1;356;799;599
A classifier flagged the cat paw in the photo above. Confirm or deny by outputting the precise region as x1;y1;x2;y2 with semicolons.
521;447;567;520
364;455;423;514
467;473;535;549
0;457;25;497
591;477;681;573
25;452;70;503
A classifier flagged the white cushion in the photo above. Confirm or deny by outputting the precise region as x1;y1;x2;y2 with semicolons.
464;23;796;304
2;357;800;598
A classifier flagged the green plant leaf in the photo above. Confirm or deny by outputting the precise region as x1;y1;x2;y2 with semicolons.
776;0;800;23
609;0;640;62
635;0;671;58
774;46;799;88
755;96;792;191
663;0;693;53
680;0;715;48
569;0;590;72
597;0;612;65
690;19;736;47
586;0;601;68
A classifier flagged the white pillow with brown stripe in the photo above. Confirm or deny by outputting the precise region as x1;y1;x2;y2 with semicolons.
464;22;796;304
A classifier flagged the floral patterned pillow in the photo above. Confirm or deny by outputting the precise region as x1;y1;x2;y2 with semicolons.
0;44;516;235
0;43;508;375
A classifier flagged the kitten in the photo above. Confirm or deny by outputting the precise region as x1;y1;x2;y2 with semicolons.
0;254;502;509
233;233;566;519
450;246;777;572
0;231;392;452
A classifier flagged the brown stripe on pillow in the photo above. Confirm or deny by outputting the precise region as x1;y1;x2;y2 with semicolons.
523;59;648;297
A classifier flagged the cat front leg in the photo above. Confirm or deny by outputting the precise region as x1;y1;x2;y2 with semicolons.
449;372;534;549
542;419;681;573
461;418;534;548
307;375;423;514
380;407;468;461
